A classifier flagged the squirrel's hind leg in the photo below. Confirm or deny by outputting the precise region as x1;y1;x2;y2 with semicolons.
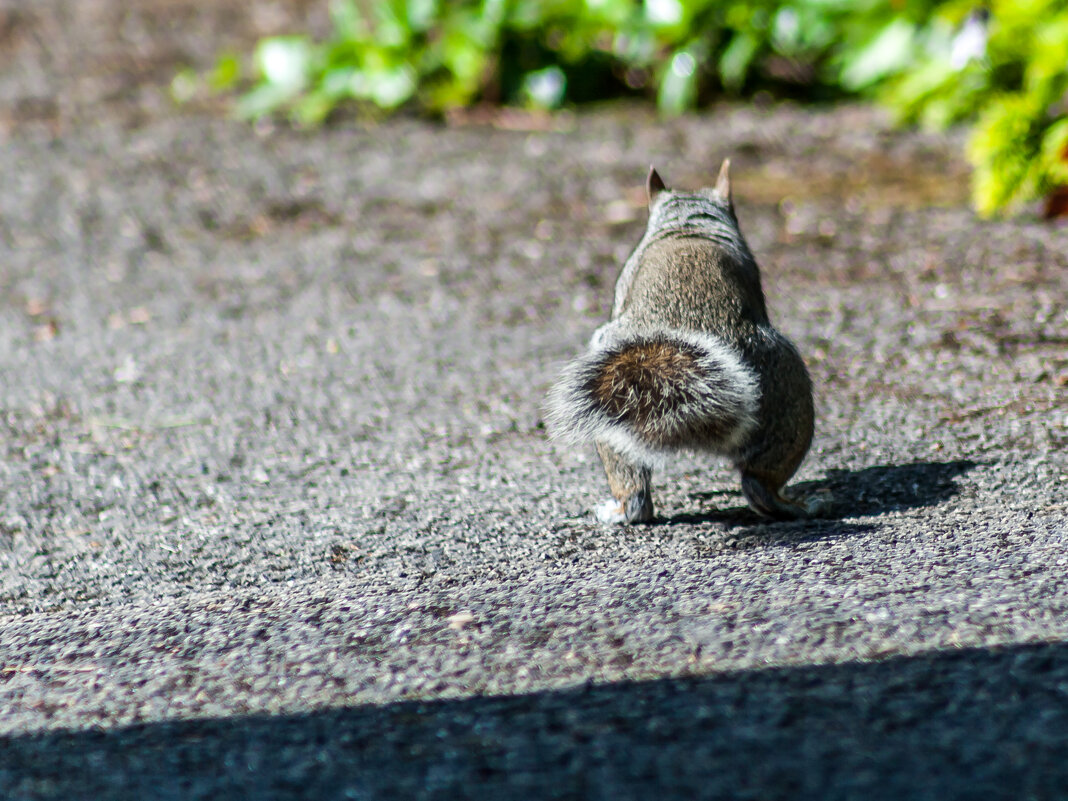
741;472;831;521
595;440;654;524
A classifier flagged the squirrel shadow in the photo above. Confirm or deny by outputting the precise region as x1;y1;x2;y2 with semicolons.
669;459;978;530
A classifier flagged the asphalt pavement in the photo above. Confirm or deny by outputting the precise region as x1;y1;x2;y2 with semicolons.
1;2;1067;798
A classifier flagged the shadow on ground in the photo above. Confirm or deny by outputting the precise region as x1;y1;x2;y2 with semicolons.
810;459;979;517
3;636;1065;801
676;460;978;530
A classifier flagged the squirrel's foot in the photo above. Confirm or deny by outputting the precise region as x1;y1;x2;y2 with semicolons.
743;474;830;521
594;492;654;525
797;490;833;517
594;498;628;524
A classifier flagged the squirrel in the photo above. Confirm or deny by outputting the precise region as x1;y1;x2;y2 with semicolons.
547;160;828;524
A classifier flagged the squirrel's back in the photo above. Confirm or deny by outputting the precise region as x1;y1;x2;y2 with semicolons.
547;162;820;522
618;235;768;339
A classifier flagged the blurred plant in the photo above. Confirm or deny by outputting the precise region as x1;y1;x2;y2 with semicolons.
192;0;949;124
183;0;1068;215
878;0;1068;215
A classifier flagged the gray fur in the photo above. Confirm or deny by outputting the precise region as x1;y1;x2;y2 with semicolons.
547;162;821;523
545;326;759;469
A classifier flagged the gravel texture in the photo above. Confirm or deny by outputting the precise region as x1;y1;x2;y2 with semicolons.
1;1;1067;799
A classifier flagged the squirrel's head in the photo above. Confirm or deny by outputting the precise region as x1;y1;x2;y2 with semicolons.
643;159;737;238
646;159;733;210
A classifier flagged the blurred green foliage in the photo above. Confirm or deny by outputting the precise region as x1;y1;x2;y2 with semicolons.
184;0;1068;215
878;0;1068;215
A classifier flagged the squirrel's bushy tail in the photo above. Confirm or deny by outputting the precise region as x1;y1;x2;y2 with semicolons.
546;327;760;466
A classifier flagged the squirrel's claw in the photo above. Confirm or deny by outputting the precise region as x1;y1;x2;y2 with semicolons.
594;492;654;525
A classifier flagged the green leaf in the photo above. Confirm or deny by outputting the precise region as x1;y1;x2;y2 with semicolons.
840;19;916;92
967;94;1045;216
658;46;700;116
209;53;242;91
440;24;489;86
644;0;684;29
1039;117;1068;186
369;65;418;108
373;1;413;48
719;32;760;92
584;0;633;26
321;66;358;98
407;0;439;33
329;0;365;42
293;90;338;127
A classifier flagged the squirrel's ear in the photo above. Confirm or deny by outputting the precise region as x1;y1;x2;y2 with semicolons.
646;166;666;204
715;158;732;203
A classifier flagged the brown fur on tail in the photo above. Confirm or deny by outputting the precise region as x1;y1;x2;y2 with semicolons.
547;328;760;466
